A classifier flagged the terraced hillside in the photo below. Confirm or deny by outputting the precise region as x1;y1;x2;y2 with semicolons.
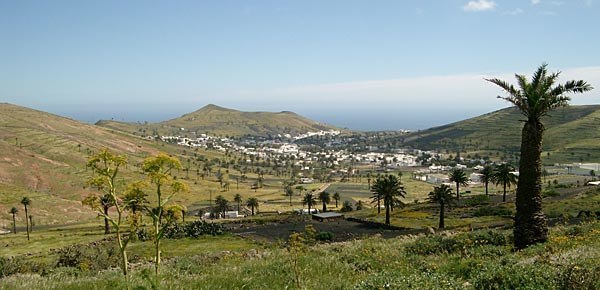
0;103;164;227
404;105;600;163
97;104;339;138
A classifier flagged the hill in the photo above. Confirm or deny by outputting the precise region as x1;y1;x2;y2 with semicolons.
0;103;166;227
403;105;600;163
96;104;340;138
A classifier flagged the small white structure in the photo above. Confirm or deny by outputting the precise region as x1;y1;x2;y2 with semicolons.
225;211;244;218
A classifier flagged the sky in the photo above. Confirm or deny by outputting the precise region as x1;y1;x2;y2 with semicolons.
1;0;599;130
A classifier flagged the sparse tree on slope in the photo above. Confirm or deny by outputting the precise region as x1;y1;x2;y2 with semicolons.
371;174;406;225
246;197;259;216
318;191;331;212
480;165;495;196
302;192;317;214
9;207;18;234
428;184;454;229
20;197;31;241
333;192;341;208
487;63;592;249
448;168;468;200
234;194;243;212
493;163;518;202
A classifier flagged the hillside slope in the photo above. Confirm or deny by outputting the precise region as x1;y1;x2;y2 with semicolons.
404;105;600;163
0;103;163;227
97;104;339;137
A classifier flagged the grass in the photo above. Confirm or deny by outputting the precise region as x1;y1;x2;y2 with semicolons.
2;221;599;289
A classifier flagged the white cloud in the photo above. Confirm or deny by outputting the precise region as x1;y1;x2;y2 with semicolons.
463;0;497;11
532;0;541;5
504;8;524;15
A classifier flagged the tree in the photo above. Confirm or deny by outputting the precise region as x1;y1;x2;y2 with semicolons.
448;168;468;200
479;165;495;196
9;207;18;234
370;175;406;225
493;163;518;202
215;195;229;218
84;149;131;276
21;197;31;241
302;192;317;214
284;186;294;206
487;63;592;248
295;185;305;196
142;153;188;280
246;197;259;216
123;181;148;233
234;194;243;212
428;184;454;229
318;191;330;212
333;192;341;208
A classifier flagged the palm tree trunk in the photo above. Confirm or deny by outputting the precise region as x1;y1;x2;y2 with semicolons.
514;120;548;249
103;206;110;235
439;202;445;229
385;202;390;225
377;198;381;214
456;183;460;200
24;206;29;241
485;181;489;196
322;202;326;213
12;214;16;234
503;183;507;202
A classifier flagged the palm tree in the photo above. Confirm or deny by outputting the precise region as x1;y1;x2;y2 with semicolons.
302;192;317;214
9;207;18;234
333;192;341;208
318;191;331;212
487;63;592;248
480;165;495;196
234;194;243;212
215;195;229;218
370;175;406;225
21;197;31;240
493;163;518;202
284;186;294;206
428;184;454;229
448;168;468;200
246;197;259;216
295;185;305;196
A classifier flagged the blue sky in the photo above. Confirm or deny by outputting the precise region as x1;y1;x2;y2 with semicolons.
1;0;599;130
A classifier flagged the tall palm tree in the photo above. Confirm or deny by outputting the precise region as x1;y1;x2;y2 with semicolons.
318;191;331;212
493;163;518;202
9;207;18;234
370;175;406;225
428;184;454;229
487;63;592;248
246;197;259;216
333;192;341;208
234;194;243;212
21;197;31;241
448;168;468;200
480;165;495;196
302;192;317;214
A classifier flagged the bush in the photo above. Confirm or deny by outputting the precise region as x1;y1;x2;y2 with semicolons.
0;256;48;278
162;220;228;239
341;201;353;212
473;263;558;290
405;230;509;256
55;240;120;272
543;189;560;198
473;206;513;217
315;231;334;242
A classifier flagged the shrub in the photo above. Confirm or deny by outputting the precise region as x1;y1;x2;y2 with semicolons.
161;220;228;239
315;231;334;242
341;201;353;212
543;189;560;198
0;256;48;278
405;230;509;255
55;240;120;271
